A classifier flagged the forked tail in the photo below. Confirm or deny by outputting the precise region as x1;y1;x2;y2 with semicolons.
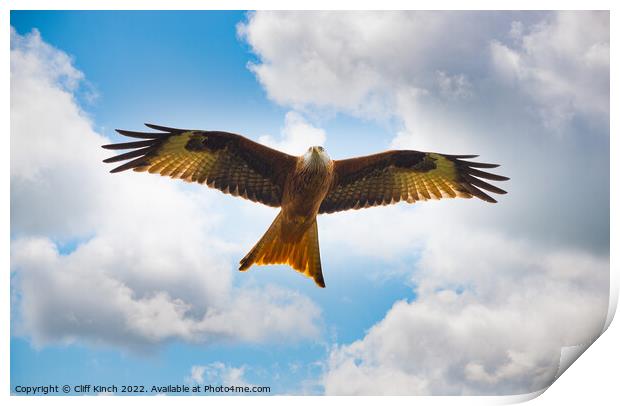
239;212;325;288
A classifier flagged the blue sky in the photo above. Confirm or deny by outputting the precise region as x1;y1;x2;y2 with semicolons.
10;10;416;395
10;11;609;396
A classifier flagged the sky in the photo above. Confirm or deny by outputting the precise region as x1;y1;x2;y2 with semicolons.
10;11;610;396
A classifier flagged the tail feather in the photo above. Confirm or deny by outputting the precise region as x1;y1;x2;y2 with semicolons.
239;212;325;288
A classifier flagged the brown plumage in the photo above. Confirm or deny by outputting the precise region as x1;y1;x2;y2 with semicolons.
103;124;509;288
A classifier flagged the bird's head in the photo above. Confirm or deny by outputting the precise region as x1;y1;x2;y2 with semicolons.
303;146;331;168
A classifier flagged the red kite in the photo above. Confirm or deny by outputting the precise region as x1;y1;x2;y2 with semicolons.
103;124;508;287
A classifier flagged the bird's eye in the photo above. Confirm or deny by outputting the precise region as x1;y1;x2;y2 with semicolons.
318;146;324;152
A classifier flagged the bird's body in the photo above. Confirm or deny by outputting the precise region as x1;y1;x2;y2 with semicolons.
103;124;509;288
238;147;335;287
282;147;334;232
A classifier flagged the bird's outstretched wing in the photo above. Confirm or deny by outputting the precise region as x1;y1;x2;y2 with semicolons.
102;124;297;207
319;150;509;214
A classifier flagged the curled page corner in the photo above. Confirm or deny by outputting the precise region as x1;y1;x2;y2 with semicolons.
556;344;591;380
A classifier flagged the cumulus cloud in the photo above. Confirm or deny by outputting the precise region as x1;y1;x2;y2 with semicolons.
10;28;321;351
322;211;608;395
241;12;535;118
489;11;609;129
239;11;478;117
240;11;610;395
258;111;326;155
240;11;608;130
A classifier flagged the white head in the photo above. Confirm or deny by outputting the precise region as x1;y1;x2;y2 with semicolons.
302;146;331;168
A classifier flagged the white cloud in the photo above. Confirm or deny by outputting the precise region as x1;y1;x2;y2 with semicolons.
188;362;250;387
239;11;501;118
241;11;609;138
10;27;83;93
490;11;609;129
10;28;321;351
241;11;610;395
239;12;539;119
322;215;608;395
258;111;326;155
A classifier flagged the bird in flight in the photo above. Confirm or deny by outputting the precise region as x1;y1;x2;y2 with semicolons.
103;124;508;288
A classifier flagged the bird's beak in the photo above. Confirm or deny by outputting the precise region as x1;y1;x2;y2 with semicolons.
311;147;320;155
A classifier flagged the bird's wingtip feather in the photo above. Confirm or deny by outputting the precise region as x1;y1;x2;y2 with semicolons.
143;123;188;133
